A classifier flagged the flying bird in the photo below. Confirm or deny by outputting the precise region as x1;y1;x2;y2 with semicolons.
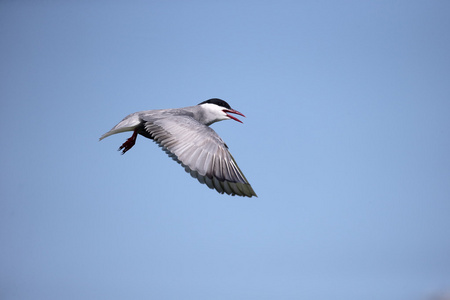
100;98;257;197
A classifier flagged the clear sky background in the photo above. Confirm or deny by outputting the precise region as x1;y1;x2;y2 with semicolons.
1;1;449;299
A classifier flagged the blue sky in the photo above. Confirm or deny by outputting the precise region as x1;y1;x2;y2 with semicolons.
1;1;449;299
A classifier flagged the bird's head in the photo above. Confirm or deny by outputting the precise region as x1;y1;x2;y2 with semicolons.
198;98;246;125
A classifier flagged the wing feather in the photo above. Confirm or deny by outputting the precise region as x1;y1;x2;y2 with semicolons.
140;114;256;197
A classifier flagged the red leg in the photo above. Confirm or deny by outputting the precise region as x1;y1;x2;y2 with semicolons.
118;129;138;154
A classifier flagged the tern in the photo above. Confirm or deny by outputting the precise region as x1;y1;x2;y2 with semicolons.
100;98;257;197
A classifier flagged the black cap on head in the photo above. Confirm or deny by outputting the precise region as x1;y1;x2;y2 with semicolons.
198;98;231;109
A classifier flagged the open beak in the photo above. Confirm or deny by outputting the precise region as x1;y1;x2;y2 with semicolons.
223;109;246;123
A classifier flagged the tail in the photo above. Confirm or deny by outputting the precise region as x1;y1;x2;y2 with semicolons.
99;112;141;141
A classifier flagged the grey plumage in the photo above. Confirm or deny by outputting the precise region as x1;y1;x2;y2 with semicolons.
100;99;257;197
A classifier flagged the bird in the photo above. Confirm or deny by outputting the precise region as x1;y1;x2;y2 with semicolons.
100;98;257;197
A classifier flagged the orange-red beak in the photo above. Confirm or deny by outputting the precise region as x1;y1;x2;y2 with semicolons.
223;109;246;123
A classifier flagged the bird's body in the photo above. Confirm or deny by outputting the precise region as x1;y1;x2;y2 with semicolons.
100;98;256;197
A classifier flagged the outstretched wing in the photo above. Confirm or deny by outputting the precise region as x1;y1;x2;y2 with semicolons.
140;114;257;197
